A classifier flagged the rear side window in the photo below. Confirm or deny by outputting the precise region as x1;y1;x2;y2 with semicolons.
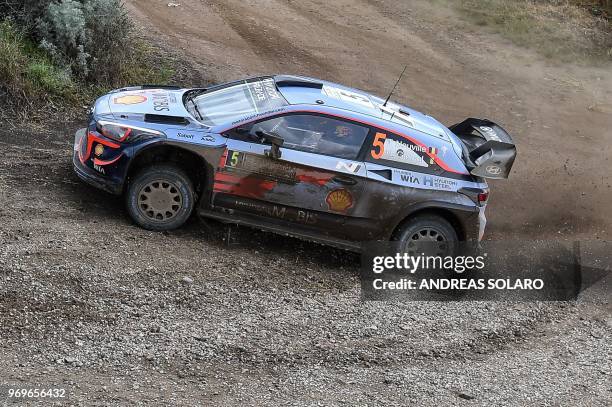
249;114;369;160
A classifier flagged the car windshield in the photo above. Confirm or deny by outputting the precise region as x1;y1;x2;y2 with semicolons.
186;79;287;126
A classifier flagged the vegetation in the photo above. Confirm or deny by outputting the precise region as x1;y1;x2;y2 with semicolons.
453;0;611;62
0;0;173;115
0;21;77;108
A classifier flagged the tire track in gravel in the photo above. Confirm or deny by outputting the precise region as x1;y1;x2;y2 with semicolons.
207;0;336;77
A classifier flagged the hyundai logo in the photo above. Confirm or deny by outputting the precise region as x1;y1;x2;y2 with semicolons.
486;165;502;175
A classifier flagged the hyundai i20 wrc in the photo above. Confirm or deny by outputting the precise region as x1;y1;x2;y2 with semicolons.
73;75;516;251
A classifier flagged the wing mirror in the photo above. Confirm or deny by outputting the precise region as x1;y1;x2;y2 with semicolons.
256;130;284;160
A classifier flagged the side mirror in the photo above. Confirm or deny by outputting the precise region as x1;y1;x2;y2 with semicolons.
256;130;284;160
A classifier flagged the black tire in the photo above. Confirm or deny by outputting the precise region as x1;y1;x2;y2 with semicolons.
394;214;458;257
125;165;195;231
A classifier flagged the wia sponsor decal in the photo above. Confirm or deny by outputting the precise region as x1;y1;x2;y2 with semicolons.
395;170;457;190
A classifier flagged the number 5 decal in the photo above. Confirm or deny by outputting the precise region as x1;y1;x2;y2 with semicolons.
228;151;240;167
371;132;386;159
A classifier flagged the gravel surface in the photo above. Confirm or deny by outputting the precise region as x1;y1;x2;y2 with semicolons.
0;123;610;405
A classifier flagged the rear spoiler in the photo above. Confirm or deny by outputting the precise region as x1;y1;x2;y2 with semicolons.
449;118;517;179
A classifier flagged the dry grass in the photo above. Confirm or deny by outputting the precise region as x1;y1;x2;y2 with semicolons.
0;21;77;111
454;0;612;62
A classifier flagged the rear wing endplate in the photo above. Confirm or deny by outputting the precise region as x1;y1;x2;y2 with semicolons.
450;118;517;179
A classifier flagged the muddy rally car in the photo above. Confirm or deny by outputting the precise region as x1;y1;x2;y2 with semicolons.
73;75;516;251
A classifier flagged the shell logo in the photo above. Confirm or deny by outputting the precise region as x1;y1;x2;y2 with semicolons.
326;188;353;213
114;95;147;105
94;144;104;157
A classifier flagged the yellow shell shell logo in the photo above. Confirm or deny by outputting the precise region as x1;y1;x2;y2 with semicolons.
94;144;104;156
114;95;147;105
326;189;353;212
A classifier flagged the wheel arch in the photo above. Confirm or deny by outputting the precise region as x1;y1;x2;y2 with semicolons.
390;205;469;241
125;142;212;199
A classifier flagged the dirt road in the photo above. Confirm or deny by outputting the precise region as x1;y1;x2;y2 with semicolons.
0;0;610;405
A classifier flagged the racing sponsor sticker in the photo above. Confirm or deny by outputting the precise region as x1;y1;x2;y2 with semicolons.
381;137;429;167
151;92;174;112
322;85;374;109
370;132;438;168
248;78;283;102
479;126;502;141
393;169;458;190
230;107;287;126
166;129;219;145
326;188;353;212
93;164;105;174
225;150;297;184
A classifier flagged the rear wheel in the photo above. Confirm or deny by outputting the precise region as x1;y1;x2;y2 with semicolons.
394;214;458;257
126;165;195;231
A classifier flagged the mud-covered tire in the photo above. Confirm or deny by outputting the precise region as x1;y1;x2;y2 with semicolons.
125;165;195;231
394;214;458;256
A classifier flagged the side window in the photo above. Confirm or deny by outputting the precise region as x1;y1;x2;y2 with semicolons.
366;130;436;170
241;114;369;160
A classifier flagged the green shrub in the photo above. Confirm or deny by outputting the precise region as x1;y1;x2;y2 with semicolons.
0;0;173;114
2;0;172;89
0;20;77;106
0;1;52;29
26;62;74;95
37;0;134;84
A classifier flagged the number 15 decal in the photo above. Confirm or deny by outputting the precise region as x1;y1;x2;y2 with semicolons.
371;132;387;159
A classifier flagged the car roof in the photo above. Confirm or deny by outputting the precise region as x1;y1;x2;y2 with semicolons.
272;75;450;140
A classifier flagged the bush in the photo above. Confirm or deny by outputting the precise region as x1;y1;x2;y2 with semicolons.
0;1;52;29
37;0;134;84
0;20;76;107
0;0;173;114
2;0;171;88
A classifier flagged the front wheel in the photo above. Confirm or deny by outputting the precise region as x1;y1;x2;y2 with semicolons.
125;165;195;231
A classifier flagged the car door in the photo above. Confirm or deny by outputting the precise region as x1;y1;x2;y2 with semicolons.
213;112;375;240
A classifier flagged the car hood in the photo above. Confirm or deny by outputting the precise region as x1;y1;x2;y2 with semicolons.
93;87;192;120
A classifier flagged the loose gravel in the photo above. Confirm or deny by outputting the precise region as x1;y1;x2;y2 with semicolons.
0;123;610;406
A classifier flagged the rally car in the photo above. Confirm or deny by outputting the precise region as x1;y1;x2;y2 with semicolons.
73;75;516;251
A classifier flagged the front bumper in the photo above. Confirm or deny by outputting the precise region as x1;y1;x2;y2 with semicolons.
73;128;123;195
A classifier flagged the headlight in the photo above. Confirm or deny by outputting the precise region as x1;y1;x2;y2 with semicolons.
96;120;165;143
